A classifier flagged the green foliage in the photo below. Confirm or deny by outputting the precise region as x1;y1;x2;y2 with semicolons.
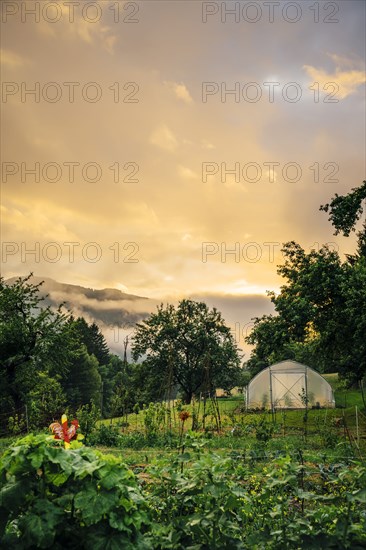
1;434;366;548
254;415;275;443
132;299;242;404
75;402;100;442
147;436;366;549
89;424;121;447
0;434;151;549
7;414;26;435
0;276;120;430
64;346;102;409
320;180;366;239
143;402;168;438
0;275;68;423
338;258;366;383
128;362;168;408
246;182;366;384
28;373;66;428
247;242;346;374
68;317;110;366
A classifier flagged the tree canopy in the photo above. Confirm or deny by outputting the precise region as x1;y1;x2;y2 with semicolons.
1;277;213;429
0;276;118;429
132;299;242;403
0;275;68;414
246;181;366;384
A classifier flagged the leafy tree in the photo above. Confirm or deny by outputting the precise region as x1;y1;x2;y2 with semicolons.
27;373;66;428
319;182;366;382
246;243;345;375
129;362;172;407
246;181;366;384
0;275;110;427
132;300;241;404
245;315;290;375
320;179;366;260
0;275;68;417
107;361;166;416
320;180;366;237
339;258;366;383
64;317;113;415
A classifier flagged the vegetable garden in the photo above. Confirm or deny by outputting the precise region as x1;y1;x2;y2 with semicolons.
1;386;366;549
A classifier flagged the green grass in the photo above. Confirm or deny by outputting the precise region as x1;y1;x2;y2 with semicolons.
334;389;365;408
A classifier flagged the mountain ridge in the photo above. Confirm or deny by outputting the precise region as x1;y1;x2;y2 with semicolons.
5;275;151;328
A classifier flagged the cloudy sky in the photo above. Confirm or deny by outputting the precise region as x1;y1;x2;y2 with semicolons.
1;0;365;354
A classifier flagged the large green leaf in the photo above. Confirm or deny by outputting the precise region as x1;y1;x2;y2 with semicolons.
97;463;132;490
0;479;30;511
74;485;119;525
18;500;64;548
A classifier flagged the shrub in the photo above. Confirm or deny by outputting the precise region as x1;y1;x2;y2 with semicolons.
88;424;121;447
0;434;151;549
7;414;26;435
75;402;100;443
1;433;365;549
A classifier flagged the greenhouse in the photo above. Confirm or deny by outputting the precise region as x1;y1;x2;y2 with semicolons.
246;360;335;410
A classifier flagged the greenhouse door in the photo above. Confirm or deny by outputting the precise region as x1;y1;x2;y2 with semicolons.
270;371;306;409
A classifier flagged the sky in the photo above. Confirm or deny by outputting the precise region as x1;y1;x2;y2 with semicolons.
1;0;365;357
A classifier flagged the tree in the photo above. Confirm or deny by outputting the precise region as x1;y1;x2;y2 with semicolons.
246;242;346;375
320;180;366;259
132;300;241;404
320;181;366;382
63;346;102;410
28;373;66;428
68;317;110;366
0;275;109;427
320;180;366;237
0;274;68;417
246;181;366;384
108;361;166;414
245;315;290;375
338;258;366;383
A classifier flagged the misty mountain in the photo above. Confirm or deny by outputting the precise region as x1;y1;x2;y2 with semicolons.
5;276;152;328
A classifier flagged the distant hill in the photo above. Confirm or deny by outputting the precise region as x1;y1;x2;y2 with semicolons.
5;276;152;328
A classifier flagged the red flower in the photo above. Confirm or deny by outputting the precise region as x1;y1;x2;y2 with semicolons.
178;411;190;422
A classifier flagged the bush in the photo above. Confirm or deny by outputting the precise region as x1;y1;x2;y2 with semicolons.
1;433;365;549
0;434;151;549
75;402;100;443
7;414;26;435
88;424;121;447
147;447;366;549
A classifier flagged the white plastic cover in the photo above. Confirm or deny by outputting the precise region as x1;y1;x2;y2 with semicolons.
246;360;335;409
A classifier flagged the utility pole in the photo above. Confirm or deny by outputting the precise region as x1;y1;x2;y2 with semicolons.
100;381;104;416
123;335;129;367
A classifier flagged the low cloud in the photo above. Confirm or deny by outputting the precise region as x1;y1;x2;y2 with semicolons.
178;165;198;180
303;54;365;99
164;81;193;104
150;124;178;151
1;49;27;68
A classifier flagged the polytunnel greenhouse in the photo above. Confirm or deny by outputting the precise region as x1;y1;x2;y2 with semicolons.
246;360;335;410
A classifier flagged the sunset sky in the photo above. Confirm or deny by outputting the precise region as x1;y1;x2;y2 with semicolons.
1;0;365;354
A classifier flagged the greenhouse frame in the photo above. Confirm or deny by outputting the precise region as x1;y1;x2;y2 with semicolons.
246;360;335;410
